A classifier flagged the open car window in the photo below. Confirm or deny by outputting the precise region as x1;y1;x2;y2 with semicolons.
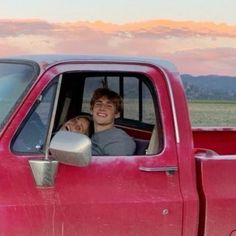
82;75;156;125
81;73;162;154
12;71;163;156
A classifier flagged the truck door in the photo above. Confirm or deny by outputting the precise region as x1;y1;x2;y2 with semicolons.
1;62;184;235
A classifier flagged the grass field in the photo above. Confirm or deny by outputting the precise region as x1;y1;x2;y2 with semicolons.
82;98;236;127
122;99;236;127
188;100;236;127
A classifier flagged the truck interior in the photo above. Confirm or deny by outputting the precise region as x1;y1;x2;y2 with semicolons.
54;71;163;155
11;71;163;156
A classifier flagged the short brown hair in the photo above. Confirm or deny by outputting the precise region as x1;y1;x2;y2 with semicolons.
90;88;123;114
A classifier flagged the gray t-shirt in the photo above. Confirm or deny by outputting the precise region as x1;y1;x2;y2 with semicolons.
91;127;136;156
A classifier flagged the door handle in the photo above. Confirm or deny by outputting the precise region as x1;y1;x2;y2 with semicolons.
139;166;177;176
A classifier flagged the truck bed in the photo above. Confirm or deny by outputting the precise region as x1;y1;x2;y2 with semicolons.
195;154;236;235
193;127;236;155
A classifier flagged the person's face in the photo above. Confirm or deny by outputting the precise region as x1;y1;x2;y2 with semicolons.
64;117;89;134
91;96;118;128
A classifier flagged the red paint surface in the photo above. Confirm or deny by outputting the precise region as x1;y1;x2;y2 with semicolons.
1;55;235;235
0;57;185;235
193;128;236;155
0;154;183;235
196;156;236;235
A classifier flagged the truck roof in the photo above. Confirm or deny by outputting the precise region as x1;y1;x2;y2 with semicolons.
1;54;179;74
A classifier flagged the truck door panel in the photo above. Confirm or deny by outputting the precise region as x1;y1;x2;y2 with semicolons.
0;63;183;235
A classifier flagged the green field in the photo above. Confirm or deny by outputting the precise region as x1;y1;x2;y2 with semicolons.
188;100;236;127
82;98;236;127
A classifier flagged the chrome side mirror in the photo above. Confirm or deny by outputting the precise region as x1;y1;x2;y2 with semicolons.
49;131;91;166
29;131;91;187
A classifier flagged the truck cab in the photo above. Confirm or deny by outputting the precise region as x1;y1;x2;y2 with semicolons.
0;55;235;235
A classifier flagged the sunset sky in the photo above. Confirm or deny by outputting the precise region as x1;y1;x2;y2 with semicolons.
1;0;236;75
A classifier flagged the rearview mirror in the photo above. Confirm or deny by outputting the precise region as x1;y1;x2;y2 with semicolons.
49;131;91;166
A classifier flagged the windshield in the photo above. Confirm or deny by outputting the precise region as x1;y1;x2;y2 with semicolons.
0;61;38;128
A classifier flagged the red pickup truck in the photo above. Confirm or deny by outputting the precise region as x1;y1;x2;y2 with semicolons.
0;55;236;236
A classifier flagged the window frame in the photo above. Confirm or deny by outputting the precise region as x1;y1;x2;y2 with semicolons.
11;78;59;154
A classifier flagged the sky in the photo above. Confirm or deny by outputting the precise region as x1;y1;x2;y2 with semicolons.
1;0;236;76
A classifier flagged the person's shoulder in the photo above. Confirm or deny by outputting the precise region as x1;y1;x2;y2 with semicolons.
113;127;133;139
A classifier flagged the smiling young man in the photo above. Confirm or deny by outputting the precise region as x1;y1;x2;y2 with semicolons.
90;87;136;156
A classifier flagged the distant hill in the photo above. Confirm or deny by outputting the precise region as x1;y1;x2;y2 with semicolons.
181;74;236;100
82;74;236;101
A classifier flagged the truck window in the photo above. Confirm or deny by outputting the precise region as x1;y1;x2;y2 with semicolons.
82;75;156;125
11;82;57;153
10;71;163;156
182;75;236;127
122;76;155;124
0;62;37;129
81;73;161;155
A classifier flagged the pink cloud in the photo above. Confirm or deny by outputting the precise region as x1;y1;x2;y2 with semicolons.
0;18;236;75
162;48;236;75
0;19;53;37
0;42;25;56
1;18;236;38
